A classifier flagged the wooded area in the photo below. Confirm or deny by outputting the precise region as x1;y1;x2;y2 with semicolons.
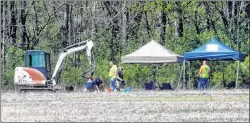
1;1;249;89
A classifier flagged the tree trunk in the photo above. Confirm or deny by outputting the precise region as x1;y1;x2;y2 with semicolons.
203;2;217;34
132;9;142;40
144;11;151;40
246;2;250;18
194;9;200;34
20;1;28;49
90;1;96;39
104;1;120;61
111;17;119;61
160;1;167;44
7;1;10;44
236;1;244;52
179;17;183;37
10;1;17;45
174;2;183;37
231;1;235;48
121;1;127;58
30;1;39;49
1;1;7;85
62;2;69;48
69;3;72;45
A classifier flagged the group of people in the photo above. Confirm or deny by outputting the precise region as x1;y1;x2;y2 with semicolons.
84;76;104;92
109;61;125;91
84;60;210;92
84;61;125;92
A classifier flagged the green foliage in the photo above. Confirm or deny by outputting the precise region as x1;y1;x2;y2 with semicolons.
241;56;250;78
223;61;239;84
156;64;181;86
3;46;25;85
61;54;86;85
1;1;249;89
94;60;110;84
62;66;84;85
211;72;223;87
123;64;152;88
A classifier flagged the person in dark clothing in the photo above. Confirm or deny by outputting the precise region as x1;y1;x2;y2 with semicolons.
84;74;100;92
93;77;104;92
117;66;125;89
85;76;95;92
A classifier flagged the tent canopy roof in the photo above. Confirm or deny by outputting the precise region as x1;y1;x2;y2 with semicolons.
121;40;183;63
184;37;245;61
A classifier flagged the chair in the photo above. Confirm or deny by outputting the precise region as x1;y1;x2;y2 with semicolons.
159;83;172;90
144;81;155;90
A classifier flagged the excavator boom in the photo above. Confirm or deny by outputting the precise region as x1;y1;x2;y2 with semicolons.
50;39;94;86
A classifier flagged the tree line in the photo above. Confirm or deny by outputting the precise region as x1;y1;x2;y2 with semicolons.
1;1;249;89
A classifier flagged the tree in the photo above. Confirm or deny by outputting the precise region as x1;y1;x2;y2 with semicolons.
0;1;249;88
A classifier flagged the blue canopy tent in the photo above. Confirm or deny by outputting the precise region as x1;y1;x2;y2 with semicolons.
184;37;245;61
178;37;246;89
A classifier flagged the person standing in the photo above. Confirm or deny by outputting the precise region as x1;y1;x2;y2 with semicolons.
109;61;119;91
198;60;210;90
117;66;125;89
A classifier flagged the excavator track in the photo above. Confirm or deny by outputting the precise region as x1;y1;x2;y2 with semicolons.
15;85;60;92
19;88;59;92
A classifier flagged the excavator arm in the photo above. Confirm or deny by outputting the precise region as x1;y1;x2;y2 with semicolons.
49;39;94;87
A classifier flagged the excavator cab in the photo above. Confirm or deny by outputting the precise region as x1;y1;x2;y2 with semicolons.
25;50;51;79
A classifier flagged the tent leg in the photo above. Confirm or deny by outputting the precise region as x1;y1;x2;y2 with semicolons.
177;62;184;90
223;62;225;88
188;61;191;89
153;65;156;83
183;60;186;90
155;65;159;89
235;60;240;89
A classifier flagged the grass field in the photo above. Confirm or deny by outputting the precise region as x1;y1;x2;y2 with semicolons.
1;89;249;122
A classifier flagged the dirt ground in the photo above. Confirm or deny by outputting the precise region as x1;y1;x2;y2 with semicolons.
1;89;249;122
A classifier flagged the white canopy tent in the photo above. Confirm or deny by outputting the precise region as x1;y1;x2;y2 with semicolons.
121;40;184;89
121;40;183;63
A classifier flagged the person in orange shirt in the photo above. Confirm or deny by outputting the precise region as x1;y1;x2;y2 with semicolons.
198;60;210;90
